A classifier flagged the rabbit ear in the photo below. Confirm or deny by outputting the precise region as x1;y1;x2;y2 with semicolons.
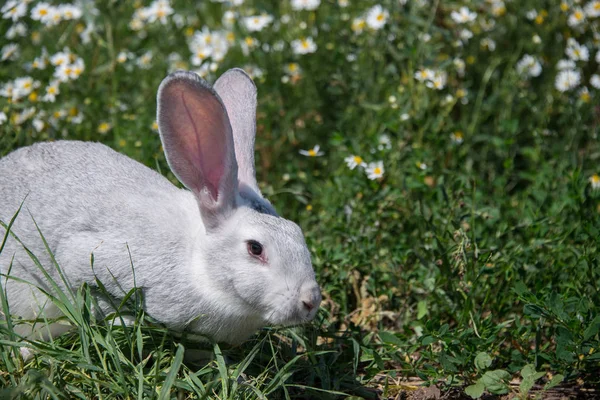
157;70;238;230
213;68;261;195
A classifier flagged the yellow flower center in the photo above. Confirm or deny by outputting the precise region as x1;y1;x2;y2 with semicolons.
376;14;384;21
28;92;38;102
308;149;316;156
253;18;259;24
157;9;166;17
289;63;297;71
23;82;32;89
48;87;57;94
560;2;568;11
353;156;363;164
39;9;48;16
592;175;600;183
575;11;583;19
373;167;382;175
596;3;600;10
245;37;254;46
301;40;310;49
535;15;544;24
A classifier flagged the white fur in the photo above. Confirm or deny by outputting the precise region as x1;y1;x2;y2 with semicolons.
0;69;321;344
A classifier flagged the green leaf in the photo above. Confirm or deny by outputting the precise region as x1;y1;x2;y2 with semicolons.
421;336;435;346
417;300;428;319
480;370;510;394
544;374;564;390
158;344;184;400
379;331;404;346
583;316;600;340
465;382;485;399
474;352;493;371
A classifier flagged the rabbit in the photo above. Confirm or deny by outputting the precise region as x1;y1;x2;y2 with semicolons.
0;69;321;345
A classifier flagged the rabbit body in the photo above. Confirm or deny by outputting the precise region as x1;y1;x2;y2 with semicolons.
0;70;321;344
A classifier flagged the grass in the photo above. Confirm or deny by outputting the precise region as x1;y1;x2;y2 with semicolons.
1;0;600;398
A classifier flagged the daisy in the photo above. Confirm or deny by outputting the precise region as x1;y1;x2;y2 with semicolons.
585;0;600;17
299;145;324;157
567;8;585;26
146;1;173;24
42;80;60;102
98;122;112;134
426;71;447;90
291;37;317;54
2;2;27;22
1;43;19;61
565;39;589;61
555;70;581;92
0;111;6;125
31;3;55;24
351;17;366;34
414;68;434;82
451;7;477;24
451;131;464;144
590;74;600;89
50;50;71;66
6;22;27;39
291;0;321;11
243;15;273;32
365;161;385;180
557;59;576;70
366;5;389;30
516;54;542;77
222;10;236;28
590;174;600;190
58;4;82;20
137;51;153;69
344;155;367;170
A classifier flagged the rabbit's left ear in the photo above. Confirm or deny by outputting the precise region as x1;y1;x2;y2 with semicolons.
214;69;261;195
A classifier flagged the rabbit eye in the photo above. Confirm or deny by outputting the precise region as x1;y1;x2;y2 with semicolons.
247;240;264;257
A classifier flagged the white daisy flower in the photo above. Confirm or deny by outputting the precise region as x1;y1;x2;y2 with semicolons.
366;5;389;30
365;161;385;180
299;145;324;157
590;74;600;89
243;14;273;32
291;0;321;11
557;59;576;70
42;80;60;102
1;43;19;61
451;7;477;24
414;68;435;82
590;174;600;190
516;54;542;78
2;1;27;22
6;22;27;39
565;39;589;61
567;8;585;26
344;155;367;170
555;69;581;92
291;37;317;54
585;0;600;17
0;111;7;125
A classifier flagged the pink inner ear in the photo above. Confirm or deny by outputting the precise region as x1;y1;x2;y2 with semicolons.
178;90;226;201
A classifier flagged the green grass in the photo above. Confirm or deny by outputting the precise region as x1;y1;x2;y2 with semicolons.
1;0;600;398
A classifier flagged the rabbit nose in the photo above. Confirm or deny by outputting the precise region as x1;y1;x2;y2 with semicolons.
299;282;321;315
302;300;314;311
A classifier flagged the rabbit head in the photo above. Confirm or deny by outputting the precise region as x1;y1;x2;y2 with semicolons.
157;69;321;329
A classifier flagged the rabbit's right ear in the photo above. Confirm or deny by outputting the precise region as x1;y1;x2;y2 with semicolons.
213;69;260;195
157;71;238;230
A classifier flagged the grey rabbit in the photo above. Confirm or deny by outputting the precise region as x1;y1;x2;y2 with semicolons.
0;69;321;345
